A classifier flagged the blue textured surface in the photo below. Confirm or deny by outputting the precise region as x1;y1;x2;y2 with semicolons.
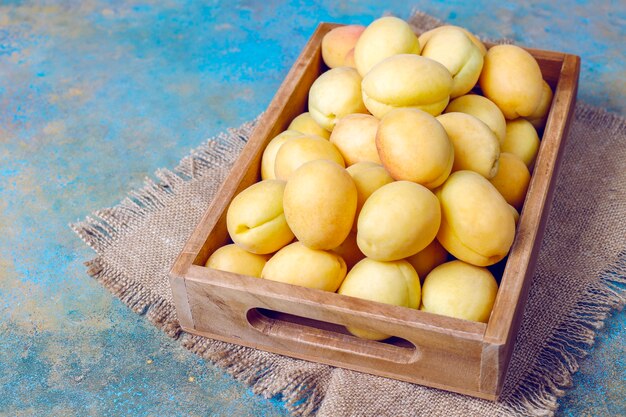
0;1;624;416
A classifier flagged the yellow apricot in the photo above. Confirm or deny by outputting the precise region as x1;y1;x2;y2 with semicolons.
260;130;303;180
321;25;365;68
331;231;365;270
525;80;553;130
479;44;543;119
489;152;531;210
274;135;344;180
437;112;500;179
502;119;540;169
436;171;515;266
288;112;331;139
226;180;295;254
445;94;506;144
339;258;420;340
418;25;487;56
206;244;269;278
283;160;357;250
308;67;368;131
346;162;394;230
354;16;421;76
262;242;347;292
361;54;453;118
377;108;454;188
420;26;484;98
421;260;498;323
330;113;381;165
405;239;448;282
357;181;440;261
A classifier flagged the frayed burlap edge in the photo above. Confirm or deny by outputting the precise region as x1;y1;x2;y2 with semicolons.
78;258;329;416
71;120;258;339
497;105;626;416
72;119;333;416
506;253;626;416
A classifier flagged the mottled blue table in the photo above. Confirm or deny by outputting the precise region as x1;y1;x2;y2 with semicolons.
1;1;624;416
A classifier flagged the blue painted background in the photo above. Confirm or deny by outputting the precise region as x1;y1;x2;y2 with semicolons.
0;1;624;416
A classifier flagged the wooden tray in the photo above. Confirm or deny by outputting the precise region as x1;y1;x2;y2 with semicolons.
169;22;580;400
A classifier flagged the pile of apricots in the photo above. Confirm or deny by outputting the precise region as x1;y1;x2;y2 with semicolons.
207;17;551;340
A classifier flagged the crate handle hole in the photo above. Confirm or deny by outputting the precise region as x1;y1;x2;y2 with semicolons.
246;308;420;364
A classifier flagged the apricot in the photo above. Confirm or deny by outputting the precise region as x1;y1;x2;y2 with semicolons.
418;25;487;56
437;112;500;179
421;260;498;323
346;162;394;230
331;231;365;270
344;48;356;68
419;26;484;98
329;113;381;166
525;80;553;130
357;181;440;261
436;171;515;266
205;244;269;278
321;25;365;68
377;108;454;189
502;119;540;169
361;54;453;118
338;258;420;340
489;152;531;210
226;180;294;254
354;16;421;76
308;67;368;131
479;44;544;119
274;135;344;180
445;94;506;144
260;130;303;180
283;160;357;250
405;239;448;282
288;112;331;139
262;242;347;292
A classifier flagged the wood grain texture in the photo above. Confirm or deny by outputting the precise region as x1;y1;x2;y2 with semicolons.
169;22;580;399
182;265;488;397
483;53;580;393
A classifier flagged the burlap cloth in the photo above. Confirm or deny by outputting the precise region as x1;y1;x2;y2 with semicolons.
72;11;626;417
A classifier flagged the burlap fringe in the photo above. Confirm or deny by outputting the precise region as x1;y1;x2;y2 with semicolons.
503;254;626;416
70;34;626;416
71;121;255;254
494;104;626;416
71;118;333;416
71;122;256;323
84;257;182;338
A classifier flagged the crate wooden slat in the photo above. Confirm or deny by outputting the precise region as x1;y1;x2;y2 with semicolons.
169;22;580;399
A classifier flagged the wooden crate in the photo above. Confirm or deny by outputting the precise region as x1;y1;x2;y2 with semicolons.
169;22;580;400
